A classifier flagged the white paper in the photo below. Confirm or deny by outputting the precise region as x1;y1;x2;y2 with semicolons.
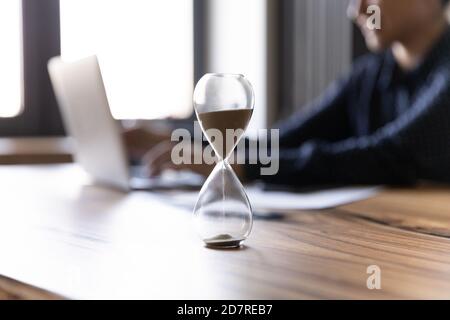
171;186;382;211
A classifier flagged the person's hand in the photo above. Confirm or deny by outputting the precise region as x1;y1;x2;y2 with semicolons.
142;141;215;177
142;141;246;180
123;127;171;160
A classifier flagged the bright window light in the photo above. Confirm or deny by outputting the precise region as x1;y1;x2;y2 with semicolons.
60;0;193;120
0;1;23;118
206;0;267;135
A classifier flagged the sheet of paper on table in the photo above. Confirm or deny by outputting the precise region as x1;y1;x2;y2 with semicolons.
170;185;382;211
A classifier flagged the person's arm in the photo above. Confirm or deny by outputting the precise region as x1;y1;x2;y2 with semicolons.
247;71;450;186
276;69;357;148
122;126;171;162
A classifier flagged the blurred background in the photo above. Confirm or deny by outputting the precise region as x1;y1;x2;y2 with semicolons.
0;0;368;141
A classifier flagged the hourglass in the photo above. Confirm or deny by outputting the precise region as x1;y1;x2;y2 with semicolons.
193;73;254;248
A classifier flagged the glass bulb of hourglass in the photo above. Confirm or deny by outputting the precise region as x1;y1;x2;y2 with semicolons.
193;73;254;248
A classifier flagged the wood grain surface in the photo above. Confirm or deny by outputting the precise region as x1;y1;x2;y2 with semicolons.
1;165;450;299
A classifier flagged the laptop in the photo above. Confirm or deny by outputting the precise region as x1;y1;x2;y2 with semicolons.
48;55;203;191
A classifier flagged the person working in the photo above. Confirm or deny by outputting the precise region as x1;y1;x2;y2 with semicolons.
125;0;450;187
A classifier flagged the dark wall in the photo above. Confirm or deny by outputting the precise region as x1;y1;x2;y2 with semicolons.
0;0;64;137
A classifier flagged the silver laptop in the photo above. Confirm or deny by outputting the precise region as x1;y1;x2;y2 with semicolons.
48;55;202;191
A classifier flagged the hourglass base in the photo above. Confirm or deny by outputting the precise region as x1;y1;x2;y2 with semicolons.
204;234;245;249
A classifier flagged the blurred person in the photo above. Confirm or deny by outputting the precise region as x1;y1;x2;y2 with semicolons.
125;0;450;187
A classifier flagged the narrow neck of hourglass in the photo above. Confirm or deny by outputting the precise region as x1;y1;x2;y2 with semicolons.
219;157;229;166
218;158;232;170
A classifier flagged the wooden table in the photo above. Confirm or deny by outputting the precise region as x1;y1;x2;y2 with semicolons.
1;164;450;299
0;137;72;164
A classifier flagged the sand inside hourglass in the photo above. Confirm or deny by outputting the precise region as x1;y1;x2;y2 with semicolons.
197;109;253;159
204;234;244;248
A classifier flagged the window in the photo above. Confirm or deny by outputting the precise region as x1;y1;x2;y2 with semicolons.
203;0;278;135
60;0;194;120
0;1;23;118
